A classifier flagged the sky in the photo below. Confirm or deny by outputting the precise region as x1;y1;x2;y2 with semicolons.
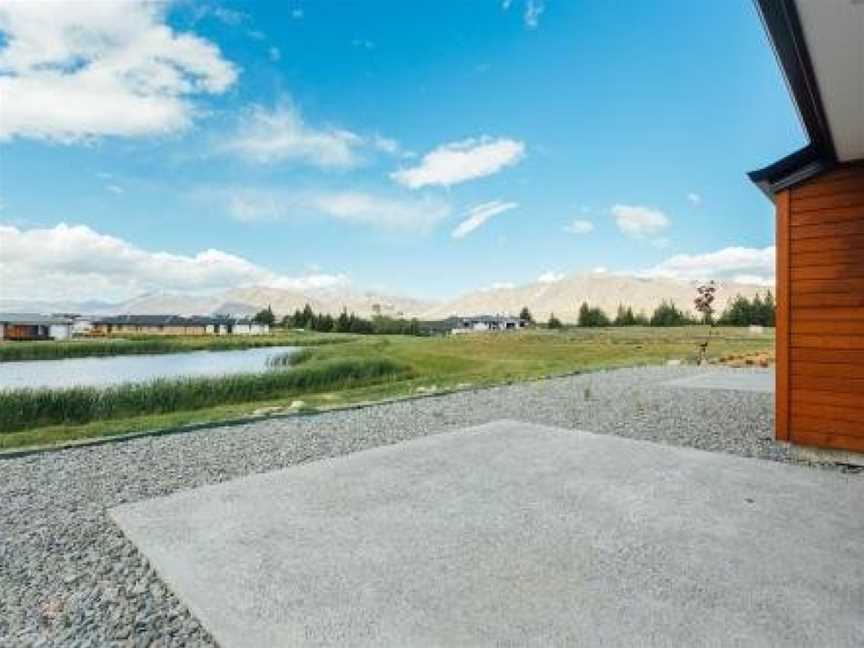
0;0;806;304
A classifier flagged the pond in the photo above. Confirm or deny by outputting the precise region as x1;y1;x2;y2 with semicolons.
0;346;301;390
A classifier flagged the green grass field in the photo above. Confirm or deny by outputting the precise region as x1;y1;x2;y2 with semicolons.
0;326;774;451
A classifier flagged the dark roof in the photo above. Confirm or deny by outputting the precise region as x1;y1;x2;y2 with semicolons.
748;0;838;198
0;313;74;325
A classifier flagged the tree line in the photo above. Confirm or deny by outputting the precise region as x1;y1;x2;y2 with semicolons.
519;291;776;329
254;304;423;335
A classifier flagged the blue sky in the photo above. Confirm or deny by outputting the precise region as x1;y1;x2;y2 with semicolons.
0;0;804;303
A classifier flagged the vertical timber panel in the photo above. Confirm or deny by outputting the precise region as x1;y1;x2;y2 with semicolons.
775;190;791;442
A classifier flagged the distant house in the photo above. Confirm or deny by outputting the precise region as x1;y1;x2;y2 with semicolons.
451;315;530;334
91;315;270;336
0;314;74;341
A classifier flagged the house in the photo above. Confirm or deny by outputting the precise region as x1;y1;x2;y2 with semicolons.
91;315;270;336
0;314;74;341
749;1;864;460
450;315;530;334
211;316;270;336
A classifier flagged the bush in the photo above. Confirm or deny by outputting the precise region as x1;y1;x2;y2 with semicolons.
578;302;611;327
547;314;563;329
717;291;775;327
0;358;411;433
649;301;693;326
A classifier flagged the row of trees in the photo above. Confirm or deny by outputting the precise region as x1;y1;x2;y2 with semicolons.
516;290;776;329
268;304;423;335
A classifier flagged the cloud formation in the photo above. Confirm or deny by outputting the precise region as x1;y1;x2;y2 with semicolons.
0;223;347;302
451;201;518;239
524;0;545;28
611;204;670;238
644;246;776;286
391;137;525;189
0;1;237;142
220;101;399;168
537;271;565;283
221;188;452;232
687;192;702;206
564;219;594;235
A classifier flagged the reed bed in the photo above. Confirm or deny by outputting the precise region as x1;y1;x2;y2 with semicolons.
0;358;410;433
0;333;351;362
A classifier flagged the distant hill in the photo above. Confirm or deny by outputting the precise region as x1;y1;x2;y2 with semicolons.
417;274;770;323
1;274;771;323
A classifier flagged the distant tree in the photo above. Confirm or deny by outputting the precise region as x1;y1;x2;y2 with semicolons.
578;301;610;327
693;281;718;365
578;302;591;326
761;290;776;327
613;304;638;326
288;304;315;329
718;294;752;326
519;306;534;323
717;290;776;327
649;301;692;327
335;309;351;333
547;313;563;329
253;305;276;326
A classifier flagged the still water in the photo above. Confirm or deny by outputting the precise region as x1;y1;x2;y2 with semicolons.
0;346;300;390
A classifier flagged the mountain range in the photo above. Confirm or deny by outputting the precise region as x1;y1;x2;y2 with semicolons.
0;274;771;323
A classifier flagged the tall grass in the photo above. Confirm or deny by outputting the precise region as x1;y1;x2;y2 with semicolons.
0;358;410;433
0;333;351;362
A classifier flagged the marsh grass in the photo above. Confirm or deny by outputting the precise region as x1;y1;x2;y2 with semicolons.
0;331;352;362
0;358;409;433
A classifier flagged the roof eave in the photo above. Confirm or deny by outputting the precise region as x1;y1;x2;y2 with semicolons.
748;0;838;198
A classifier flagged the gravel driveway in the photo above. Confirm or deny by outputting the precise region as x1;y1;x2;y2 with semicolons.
0;365;850;647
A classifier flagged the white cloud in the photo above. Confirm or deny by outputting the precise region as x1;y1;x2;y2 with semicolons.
524;0;545;28
593;266;608;274
291;8;304;19
351;39;375;50
220;101;399;168
0;1;238;142
537;271;565;283
451;201;518;239
643;246;776;286
391;137;525;189
268;46;281;62
564;219;594;235
611;204;670;238
312;192;451;232
687;192;702;206
0;223;348;302
105;184;124;196
220;188;452;232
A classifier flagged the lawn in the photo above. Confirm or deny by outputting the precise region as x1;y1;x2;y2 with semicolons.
0;326;774;451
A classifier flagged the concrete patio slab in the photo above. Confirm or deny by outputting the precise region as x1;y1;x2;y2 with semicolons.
663;369;774;393
111;420;863;647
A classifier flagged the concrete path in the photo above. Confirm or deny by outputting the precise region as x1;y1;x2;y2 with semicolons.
111;420;863;647
663;368;774;393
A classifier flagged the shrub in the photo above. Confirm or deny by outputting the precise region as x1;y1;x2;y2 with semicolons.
649;301;693;326
578;302;611;327
0;358;411;433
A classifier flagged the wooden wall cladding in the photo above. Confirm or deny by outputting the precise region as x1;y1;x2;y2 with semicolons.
781;164;864;451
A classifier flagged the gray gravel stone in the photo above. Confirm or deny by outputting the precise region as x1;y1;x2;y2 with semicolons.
0;366;857;646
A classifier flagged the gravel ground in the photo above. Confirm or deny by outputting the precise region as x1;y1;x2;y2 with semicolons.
0;365;856;647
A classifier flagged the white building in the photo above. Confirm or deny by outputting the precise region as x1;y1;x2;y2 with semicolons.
451;315;530;334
